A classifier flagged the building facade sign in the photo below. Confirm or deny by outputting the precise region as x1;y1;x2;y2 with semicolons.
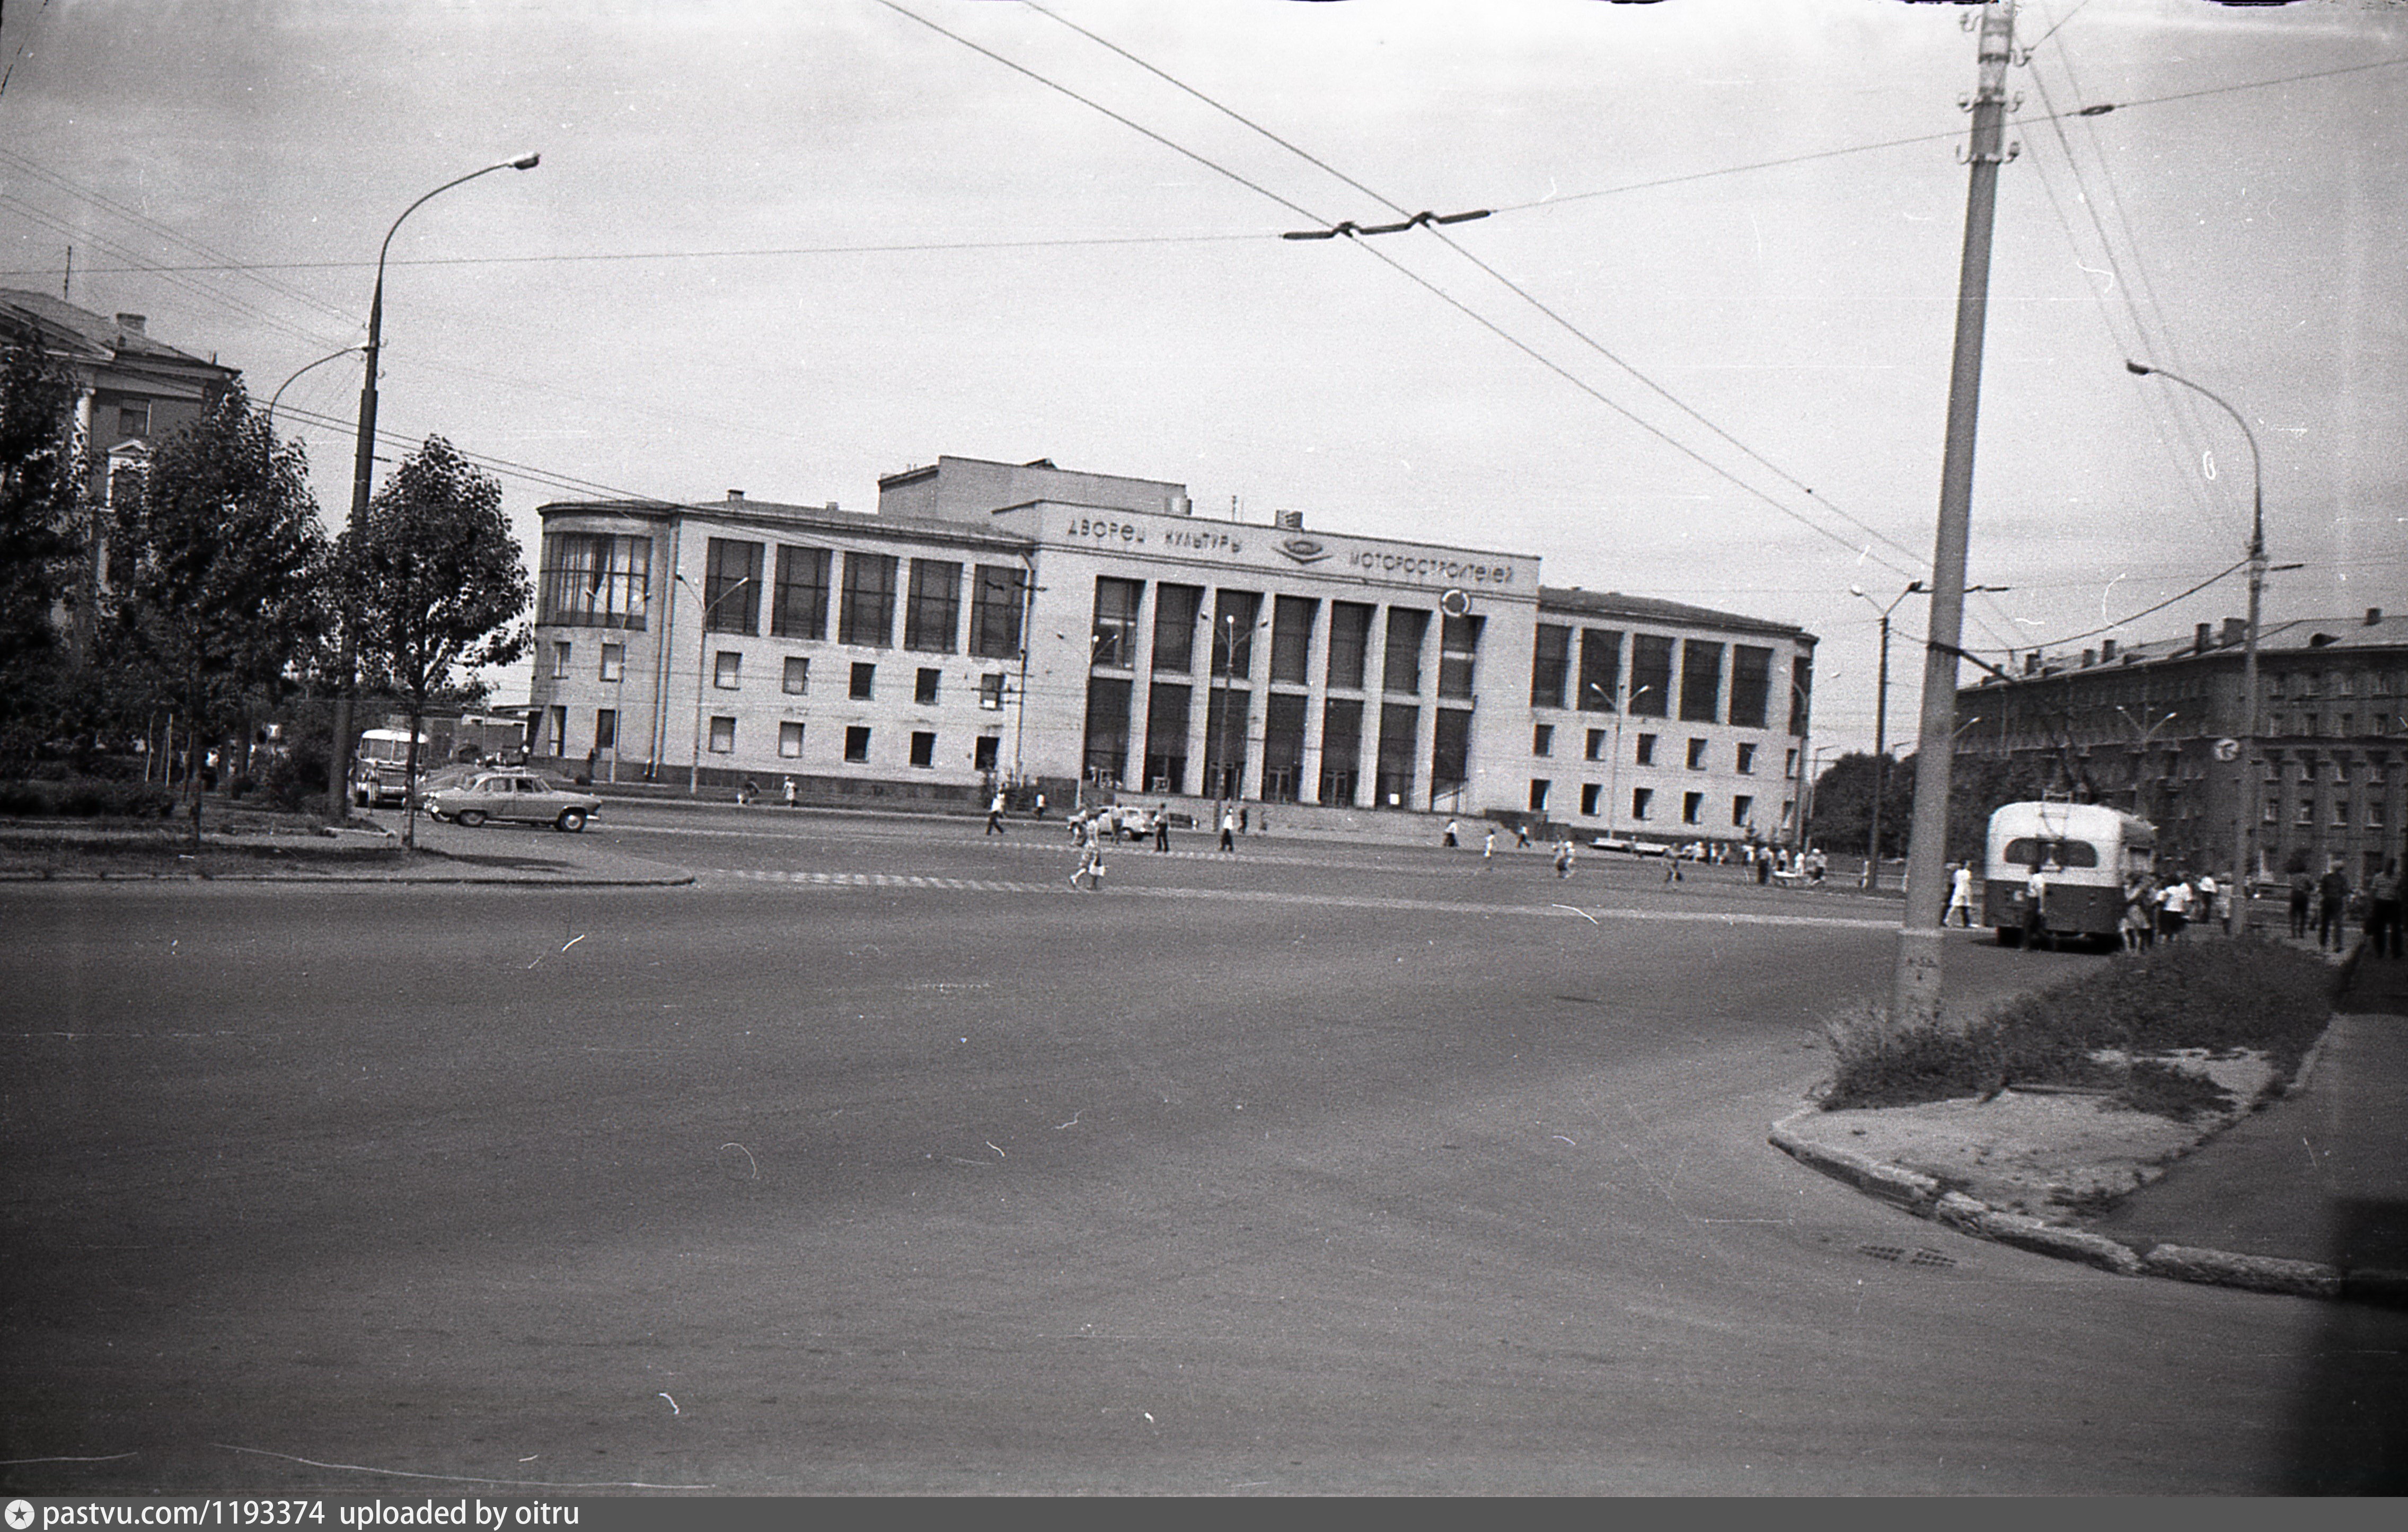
1033;505;1529;596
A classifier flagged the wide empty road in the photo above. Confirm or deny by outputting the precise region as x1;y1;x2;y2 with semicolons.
4;808;2401;1493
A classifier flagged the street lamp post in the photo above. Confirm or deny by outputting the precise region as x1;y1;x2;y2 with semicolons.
1601;682;1655;845
327;154;540;825
1850;582;1924;890
675;570;752;796
2127;360;2267;934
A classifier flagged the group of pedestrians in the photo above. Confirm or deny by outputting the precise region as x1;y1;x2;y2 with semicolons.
2289;859;2404;956
2111;870;2214;952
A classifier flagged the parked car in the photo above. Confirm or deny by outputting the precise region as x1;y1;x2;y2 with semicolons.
424;771;601;832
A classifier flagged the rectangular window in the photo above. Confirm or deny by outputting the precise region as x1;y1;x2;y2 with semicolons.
703;538;763;635
1431;707;1471;799
1327;602;1373;690
2333;798;2351;827
1730;646;1773;728
1213;591;1264;679
779;721;805;759
771;545;832;640
1686;737;1707;770
1382;608;1430;695
2297;799;2314;826
1085;677;1135;788
844;725;871;763
1635;733;1657;766
1152;584;1202;673
1437;614;1480;701
1265;692;1310;803
544;705;565;756
1375;701;1419;807
1145;682;1193;795
713;650;742;689
1790;657;1813;735
915;667;940;705
1683;791;1704;825
1630;635;1674;717
782;656;809;695
910;730;936;768
1578;629;1622;712
1271;595;1318;685
1529;779;1551;814
1585;728;1607;762
599;642;624;683
1581;782;1601;817
839;552;897;647
1680;640;1724;723
708;716;735;754
118;401;151;438
1203;685;1249;798
594;709;617;751
1531;623;1571;710
1319;698;1363;805
980;673;1006;710
850;662;875;700
973;735;1000;772
1732;794;1754;829
1091;577;1143;668
1533;724;1555;758
1736;741;1757;774
1631;787;1653;821
969;564;1027;659
539;531;652;630
551;640;571;680
904;559;961;653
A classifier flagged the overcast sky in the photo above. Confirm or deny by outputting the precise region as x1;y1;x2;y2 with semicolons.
3;0;2401;755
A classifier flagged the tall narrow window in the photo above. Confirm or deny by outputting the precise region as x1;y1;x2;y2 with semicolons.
1630;635;1673;717
1382;609;1429;695
1212;591;1263;679
905;559;961;653
1375;702;1419;806
969;564;1027;658
1152;584;1202;673
539;531;652;629
1319;699;1363;805
1578;629;1622;712
771;545;831;640
839;552;897;647
1530;623;1570;709
1730;646;1773;728
1437;614;1480;700
1789;656;1814;736
1092;577;1143;668
703;538;763;635
1083;677;1134;788
1271;596;1318;685
1326;602;1373;690
1680;640;1724;723
598;642;624;682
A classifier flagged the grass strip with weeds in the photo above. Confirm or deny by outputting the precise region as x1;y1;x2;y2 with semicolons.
1820;937;2336;1116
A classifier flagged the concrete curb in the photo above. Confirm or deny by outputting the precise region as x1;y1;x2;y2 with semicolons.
1769;1104;2401;1302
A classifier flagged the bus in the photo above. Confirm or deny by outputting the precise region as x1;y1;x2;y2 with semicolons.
351;728;431;808
1982;800;2156;949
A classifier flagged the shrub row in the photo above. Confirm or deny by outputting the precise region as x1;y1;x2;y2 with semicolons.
0;778;181;819
1822;937;2338;1114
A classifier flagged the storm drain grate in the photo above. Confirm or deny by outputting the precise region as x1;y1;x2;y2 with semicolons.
1858;1243;1958;1269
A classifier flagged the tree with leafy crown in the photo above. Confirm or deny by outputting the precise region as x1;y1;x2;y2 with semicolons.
340;435;530;848
110;383;328;842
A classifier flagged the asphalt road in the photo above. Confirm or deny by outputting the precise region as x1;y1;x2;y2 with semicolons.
4;808;2402;1494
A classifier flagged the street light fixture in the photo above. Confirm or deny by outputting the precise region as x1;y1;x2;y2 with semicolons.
676;570;753;796
1849;581;1923;890
1601;682;1655;846
328;153;541;825
2127;359;2267;933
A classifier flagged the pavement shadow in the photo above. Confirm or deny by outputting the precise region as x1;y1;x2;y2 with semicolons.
2279;1196;2408;1493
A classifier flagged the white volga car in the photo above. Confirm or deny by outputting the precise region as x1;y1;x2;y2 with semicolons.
424;771;601;832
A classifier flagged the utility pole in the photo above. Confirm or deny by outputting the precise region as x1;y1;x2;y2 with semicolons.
1894;2;2016;1026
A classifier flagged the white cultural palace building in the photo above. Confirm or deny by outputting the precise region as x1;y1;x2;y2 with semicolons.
527;455;1817;842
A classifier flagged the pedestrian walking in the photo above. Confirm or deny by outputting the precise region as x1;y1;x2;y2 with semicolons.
2195;873;2219;929
1514;822;1530;849
2024;862;2052;949
2289;866;2315;940
2121;874;2153;954
1553;837;1574;879
1946;862;1975;928
2366;860;2401;959
1069;814;1106;891
1442;816;1459;848
2158;873;2192;944
1219;804;1237;853
782;775;798;808
1154;805;1171;853
1034;792;1046;821
1483;826;1496;862
985;789;1007;836
2317;863;2352;951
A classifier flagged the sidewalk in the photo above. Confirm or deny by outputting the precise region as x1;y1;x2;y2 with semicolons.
2090;941;2408;1289
0;813;695;887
